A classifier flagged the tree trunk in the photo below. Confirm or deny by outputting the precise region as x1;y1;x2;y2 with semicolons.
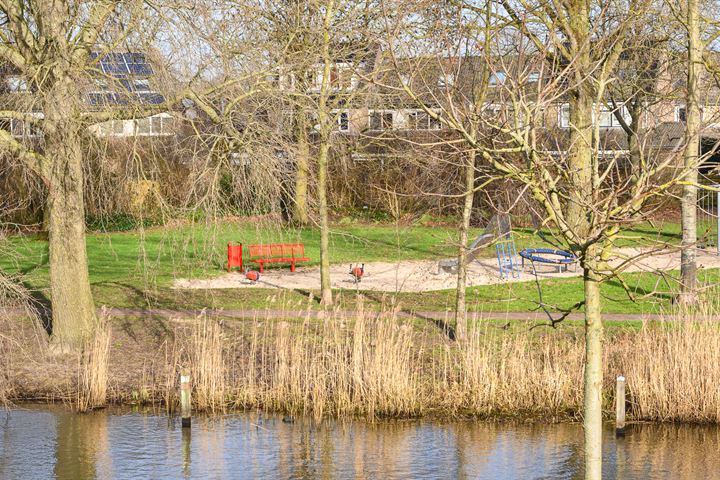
583;262;604;480
454;150;475;341
294;114;310;225
45;79;98;348
316;0;335;306
681;0;700;301
317;140;332;305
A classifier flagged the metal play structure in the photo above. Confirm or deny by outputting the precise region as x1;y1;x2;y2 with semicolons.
437;213;521;279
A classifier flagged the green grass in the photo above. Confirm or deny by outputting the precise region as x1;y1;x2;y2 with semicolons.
0;218;701;315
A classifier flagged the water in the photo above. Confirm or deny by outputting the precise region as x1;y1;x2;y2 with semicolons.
1;405;719;479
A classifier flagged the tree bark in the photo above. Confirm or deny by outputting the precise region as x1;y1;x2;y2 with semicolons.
44;77;98;348
681;0;701;301
566;1;593;235
454;150;475;341
293;113;310;225
317;140;333;305
583;260;603;480
316;0;336;305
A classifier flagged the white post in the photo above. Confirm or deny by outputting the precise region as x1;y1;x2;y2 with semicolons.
615;375;626;437
180;371;191;429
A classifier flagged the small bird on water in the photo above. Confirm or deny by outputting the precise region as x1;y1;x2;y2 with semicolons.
349;263;365;283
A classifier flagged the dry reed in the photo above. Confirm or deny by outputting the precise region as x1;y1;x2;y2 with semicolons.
76;319;111;412
11;297;719;423
188;314;227;413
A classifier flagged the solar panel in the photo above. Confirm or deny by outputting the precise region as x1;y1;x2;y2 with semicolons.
138;92;165;105
89;52;160;106
119;79;133;91
94;52;153;78
127;63;153;76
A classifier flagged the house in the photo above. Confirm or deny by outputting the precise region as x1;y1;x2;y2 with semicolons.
0;52;177;140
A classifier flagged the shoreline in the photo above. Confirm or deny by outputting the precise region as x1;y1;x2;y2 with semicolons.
3;304;720;425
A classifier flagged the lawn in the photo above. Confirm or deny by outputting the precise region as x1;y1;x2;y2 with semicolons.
0;217;701;315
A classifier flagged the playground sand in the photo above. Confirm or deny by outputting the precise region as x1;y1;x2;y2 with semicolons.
173;247;720;293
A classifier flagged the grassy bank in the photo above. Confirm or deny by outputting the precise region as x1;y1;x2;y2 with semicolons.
2;303;720;423
1;218;683;289
0;218;697;315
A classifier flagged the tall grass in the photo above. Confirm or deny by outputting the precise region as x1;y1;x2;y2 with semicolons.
620;303;720;422
6;296;720;423
189;314;227;413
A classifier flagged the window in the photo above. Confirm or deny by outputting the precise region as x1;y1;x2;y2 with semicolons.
369;111;394;130
489;72;506;86
4;118;41;137
407;110;422;130
559;103;630;129
338;111;350;131
136;118;152;135
528;72;540;83
438;74;455;88
405;110;442;130
676;105;687;123
112;120;125;135
134;115;173;135
7;76;28;92
559;104;570;128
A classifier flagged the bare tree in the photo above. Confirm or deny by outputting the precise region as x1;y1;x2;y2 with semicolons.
382;0;689;477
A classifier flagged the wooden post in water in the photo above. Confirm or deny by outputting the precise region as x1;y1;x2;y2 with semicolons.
615;375;626;437
180;371;191;429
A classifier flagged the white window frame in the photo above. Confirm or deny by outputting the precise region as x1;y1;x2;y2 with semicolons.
558;103;630;129
368;110;395;131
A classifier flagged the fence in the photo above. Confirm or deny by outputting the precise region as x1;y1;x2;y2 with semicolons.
698;184;720;255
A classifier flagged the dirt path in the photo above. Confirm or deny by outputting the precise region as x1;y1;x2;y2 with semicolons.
173;247;720;293
1;307;707;323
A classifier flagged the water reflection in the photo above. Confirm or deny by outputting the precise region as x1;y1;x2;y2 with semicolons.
0;405;719;479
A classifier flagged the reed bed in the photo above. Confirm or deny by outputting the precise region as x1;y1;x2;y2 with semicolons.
171;300;720;423
5;298;720;423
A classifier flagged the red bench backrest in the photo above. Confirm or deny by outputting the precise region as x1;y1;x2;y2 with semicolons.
227;242;243;270
249;243;304;258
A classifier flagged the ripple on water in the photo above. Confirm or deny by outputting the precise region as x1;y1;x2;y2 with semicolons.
1;406;719;480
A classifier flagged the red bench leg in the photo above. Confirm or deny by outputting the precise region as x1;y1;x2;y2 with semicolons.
291;261;296;272
259;262;264;273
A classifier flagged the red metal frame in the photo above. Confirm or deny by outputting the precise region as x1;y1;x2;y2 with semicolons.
227;242;243;272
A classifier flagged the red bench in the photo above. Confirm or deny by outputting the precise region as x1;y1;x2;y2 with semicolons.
248;243;309;273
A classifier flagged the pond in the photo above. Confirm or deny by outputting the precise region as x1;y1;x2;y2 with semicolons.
1;405;718;479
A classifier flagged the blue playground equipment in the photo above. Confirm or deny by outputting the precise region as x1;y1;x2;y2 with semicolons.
519;248;577;273
496;235;521;279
